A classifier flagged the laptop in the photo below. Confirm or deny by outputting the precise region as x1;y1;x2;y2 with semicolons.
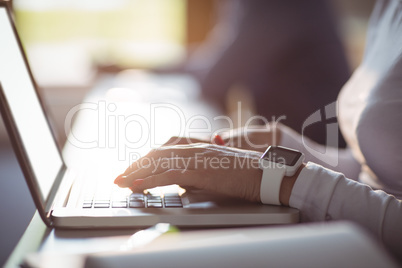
0;2;298;229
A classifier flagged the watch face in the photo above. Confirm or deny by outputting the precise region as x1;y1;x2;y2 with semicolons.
262;146;302;166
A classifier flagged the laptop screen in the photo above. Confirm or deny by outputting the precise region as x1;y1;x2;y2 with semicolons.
0;8;63;200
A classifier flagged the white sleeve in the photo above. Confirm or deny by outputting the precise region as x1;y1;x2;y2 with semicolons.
357;100;402;193
279;124;361;180
290;162;402;262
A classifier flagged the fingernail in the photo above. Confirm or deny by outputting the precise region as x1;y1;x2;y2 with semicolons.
213;134;225;146
114;174;124;184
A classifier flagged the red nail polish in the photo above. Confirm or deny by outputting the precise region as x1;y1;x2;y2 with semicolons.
214;134;225;146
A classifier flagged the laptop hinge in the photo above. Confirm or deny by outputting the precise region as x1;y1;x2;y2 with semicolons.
45;167;76;218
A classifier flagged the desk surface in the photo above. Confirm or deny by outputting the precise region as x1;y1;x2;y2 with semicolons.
5;211;148;268
7;213;399;268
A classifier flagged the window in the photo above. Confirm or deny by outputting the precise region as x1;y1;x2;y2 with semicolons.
14;0;186;87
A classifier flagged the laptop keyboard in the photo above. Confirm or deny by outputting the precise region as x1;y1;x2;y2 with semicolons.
82;191;183;209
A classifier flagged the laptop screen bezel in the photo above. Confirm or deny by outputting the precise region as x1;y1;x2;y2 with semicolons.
0;2;67;227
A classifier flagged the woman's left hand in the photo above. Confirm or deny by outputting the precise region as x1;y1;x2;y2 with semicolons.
162;123;281;152
114;143;263;202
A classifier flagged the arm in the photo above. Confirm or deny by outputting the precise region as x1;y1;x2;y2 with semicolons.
281;162;402;263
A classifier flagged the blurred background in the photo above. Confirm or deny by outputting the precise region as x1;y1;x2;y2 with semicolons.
0;0;375;265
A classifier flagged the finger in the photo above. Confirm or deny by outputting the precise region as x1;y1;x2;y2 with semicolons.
122;153;158;175
131;169;206;192
115;157;156;185
163;136;208;146
121;145;206;175
147;143;223;161
127;152;260;190
117;156;198;187
115;145;210;185
219;128;242;147
115;144;257;186
119;146;194;177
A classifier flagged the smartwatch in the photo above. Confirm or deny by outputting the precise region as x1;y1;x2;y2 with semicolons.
259;146;304;205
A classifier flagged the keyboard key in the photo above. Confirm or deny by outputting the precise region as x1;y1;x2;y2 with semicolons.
147;202;163;208
147;196;162;201
112;201;127;208
130;197;144;202
129;193;144;201
164;203;183;208
94;200;110;203
164;199;182;204
129;201;145;208
82;184;184;210
82;203;92;209
147;199;163;203
164;197;182;202
164;194;181;201
163;193;180;197
94;203;110;208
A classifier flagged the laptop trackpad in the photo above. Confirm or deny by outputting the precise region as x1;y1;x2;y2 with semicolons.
183;190;258;209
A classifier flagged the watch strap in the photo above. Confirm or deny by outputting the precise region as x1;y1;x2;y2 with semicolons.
260;165;286;205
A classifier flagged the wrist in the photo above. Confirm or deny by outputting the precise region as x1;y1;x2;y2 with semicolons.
279;164;305;206
259;146;304;205
269;122;283;146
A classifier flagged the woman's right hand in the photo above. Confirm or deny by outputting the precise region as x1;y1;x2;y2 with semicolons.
114;143;264;202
